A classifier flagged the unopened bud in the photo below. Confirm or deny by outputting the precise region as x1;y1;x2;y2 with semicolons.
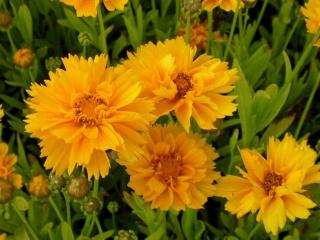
107;201;119;213
0;179;14;204
114;230;138;240
0;11;12;31
67;176;90;200
13;48;34;69
78;32;92;47
82;196;101;214
45;57;62;72
183;0;201;14
27;174;50;198
49;174;66;192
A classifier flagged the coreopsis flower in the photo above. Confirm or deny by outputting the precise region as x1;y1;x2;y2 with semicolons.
25;55;154;179
0;143;22;189
215;134;320;235
27;175;50;198
301;0;320;47
13;48;34;69
119;124;220;211
124;37;238;132
202;0;255;12
60;0;128;17
178;21;208;51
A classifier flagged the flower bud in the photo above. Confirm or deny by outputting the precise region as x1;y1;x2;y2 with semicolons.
183;0;201;14
48;174;66;192
27;174;50;198
78;32;92;47
107;201;119;213
114;230;138;240
0;179;13;204
82;196;101;214
45;57;62;72
67;176;90;200
13;48;34;69
0;11;12;31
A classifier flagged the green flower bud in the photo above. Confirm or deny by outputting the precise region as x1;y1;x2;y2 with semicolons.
67;176;90;200
45;57;62;72
78;32;93;47
114;230;138;240
107;201;119;213
0;11;12;31
49;174;66;192
0;178;14;204
82;196;101;214
183;0;201;14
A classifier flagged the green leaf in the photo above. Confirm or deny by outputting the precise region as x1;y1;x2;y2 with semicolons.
0;94;25;110
181;209;197;240
17;134;31;178
61;222;75;240
15;5;33;45
12;197;29;211
92;230;114;240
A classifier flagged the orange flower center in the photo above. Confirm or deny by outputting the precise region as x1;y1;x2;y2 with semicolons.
262;172;282;195
72;92;108;127
151;152;183;185
173;73;193;99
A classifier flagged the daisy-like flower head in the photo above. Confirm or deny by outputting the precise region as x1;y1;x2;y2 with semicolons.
119;124;220;211
301;0;320;47
215;134;320;235
202;0;255;12
0;143;22;189
25;55;154;179
60;0;128;17
124;37;238;132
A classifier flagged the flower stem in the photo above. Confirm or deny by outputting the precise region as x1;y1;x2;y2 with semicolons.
7;30;16;52
223;8;238;60
294;75;320;138
94;214;104;240
63;192;71;225
111;212;117;231
207;10;213;54
185;13;191;44
49;196;65;222
12;204;40;240
81;214;92;236
283;17;300;51
97;6;108;55
93;179;99;197
248;223;262;239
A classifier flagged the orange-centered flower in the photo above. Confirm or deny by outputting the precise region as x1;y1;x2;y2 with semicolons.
301;0;320;47
0;143;22;189
25;55;154;179
202;0;255;12
124;37;238;132
119;124;220;211
215;134;320;235
60;0;128;17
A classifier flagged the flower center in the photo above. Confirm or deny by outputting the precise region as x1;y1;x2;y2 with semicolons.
72;92;108;127
151;152;183;185
262;172;282;195
173;73;193;99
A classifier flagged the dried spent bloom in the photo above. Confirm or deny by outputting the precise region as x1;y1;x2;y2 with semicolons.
114;230;138;240
178;21;208;52
202;0;256;12
0;143;22;189
13;48;34;69
28;175;50;198
67;176;90;199
60;0;128;17
119;124;220;211
124;37;238;132
0;179;14;204
301;0;320;47
82;196;101;213
48;174;66;192
215;134;320;235
25;55;154;178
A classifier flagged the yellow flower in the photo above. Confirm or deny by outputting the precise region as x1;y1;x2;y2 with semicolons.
60;0;128;17
25;55;154;179
301;0;320;47
103;0;128;11
215;134;320;235
0;233;6;240
119;124;220;211
178;21;208;52
13;48;34;69
202;0;255;11
0;143;22;189
28;175;50;198
124;37;238;132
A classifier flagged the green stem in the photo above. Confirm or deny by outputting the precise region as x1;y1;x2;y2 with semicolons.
93;179;99;197
168;113;174;123
94;214;104;240
87;215;96;236
248;0;269;45
238;8;243;40
81;215;92;236
283;17;300;51
223;8;239;60
28;69;35;82
63;192;71;225
82;45;87;58
12;204;40;240
97;6;108;55
248;223;262;239
111;212;117;231
294;75;320;138
49;196;65;222
207;10;213;54
185;13;191;44
7;30;16;52
291;32;320;79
